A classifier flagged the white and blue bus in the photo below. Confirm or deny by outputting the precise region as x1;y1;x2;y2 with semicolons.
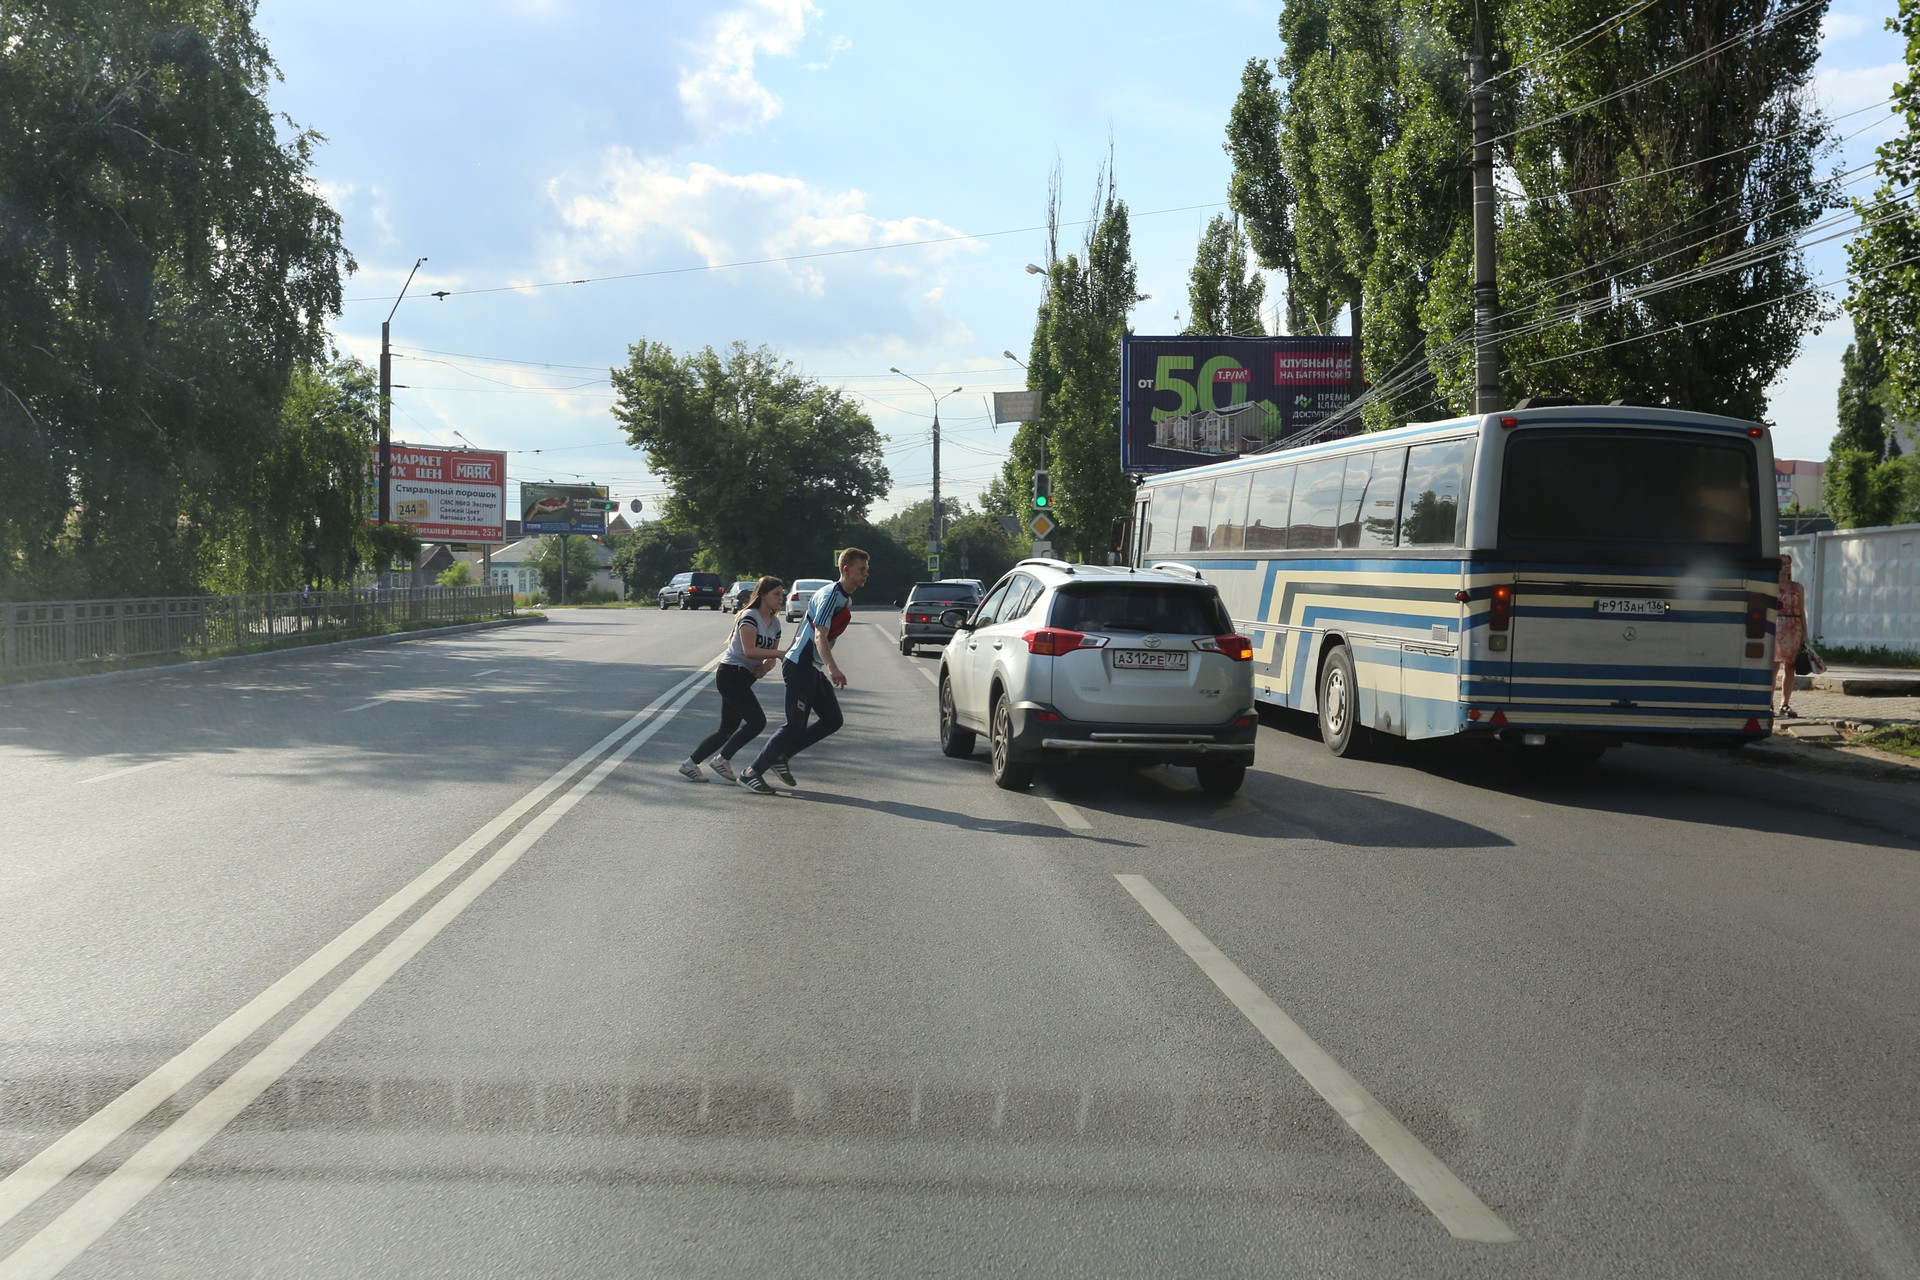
1129;404;1780;757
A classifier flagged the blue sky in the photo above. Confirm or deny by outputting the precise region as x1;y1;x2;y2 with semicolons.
255;0;1909;519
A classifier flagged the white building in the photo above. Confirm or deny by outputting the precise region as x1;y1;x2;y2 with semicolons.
458;537;619;598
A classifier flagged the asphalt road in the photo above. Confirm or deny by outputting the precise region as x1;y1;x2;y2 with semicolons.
3;605;1918;1279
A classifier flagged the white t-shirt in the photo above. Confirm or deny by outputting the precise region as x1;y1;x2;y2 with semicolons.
721;608;782;669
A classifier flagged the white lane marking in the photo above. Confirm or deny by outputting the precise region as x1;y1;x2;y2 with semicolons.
918;666;938;686
469;668;503;678
78;760;170;786
0;675;712;1280
1041;795;1092;831
342;699;384;713
1114;875;1517;1245
0;661;719;1241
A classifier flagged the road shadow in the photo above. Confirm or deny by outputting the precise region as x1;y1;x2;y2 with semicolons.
1256;704;1920;853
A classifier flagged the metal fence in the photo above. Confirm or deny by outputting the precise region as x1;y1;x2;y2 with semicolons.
1782;522;1920;653
0;587;516;676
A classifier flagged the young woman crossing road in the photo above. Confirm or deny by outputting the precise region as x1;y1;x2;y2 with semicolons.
677;576;786;782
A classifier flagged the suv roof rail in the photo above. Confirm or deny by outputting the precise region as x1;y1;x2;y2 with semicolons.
1145;560;1207;581
1015;557;1078;574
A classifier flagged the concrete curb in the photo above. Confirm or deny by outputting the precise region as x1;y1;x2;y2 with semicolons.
0;614;546;695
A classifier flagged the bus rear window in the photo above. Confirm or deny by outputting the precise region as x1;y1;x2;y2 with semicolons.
1501;434;1757;548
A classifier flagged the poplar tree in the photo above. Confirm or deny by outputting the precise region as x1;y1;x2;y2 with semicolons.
1184;215;1268;337
1847;0;1920;420
989;165;1145;559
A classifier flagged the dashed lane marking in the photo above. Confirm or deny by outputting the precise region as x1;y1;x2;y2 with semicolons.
78;760;171;785
1115;874;1518;1245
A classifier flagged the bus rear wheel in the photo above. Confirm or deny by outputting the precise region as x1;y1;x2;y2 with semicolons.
1317;645;1369;758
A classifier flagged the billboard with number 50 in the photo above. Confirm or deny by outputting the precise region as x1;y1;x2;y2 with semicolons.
1119;336;1356;475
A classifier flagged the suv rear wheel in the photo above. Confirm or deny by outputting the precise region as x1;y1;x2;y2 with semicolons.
939;673;975;758
1317;644;1369;758
989;694;1034;790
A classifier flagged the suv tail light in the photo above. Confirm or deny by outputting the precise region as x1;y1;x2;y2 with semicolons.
1745;592;1768;640
1023;628;1109;656
1193;634;1253;661
1489;584;1513;632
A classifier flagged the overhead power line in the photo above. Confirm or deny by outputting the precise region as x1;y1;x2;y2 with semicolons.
345;200;1229;306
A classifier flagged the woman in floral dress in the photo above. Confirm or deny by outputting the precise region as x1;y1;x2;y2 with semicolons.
1773;554;1807;717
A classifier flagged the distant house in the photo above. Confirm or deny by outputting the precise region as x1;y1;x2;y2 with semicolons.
455;537;619;598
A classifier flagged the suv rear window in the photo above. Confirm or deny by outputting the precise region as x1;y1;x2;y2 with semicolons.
906;583;978;602
1049;584;1231;635
690;572;723;588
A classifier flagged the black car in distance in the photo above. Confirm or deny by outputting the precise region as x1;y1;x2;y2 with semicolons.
658;571;725;610
896;580;983;655
721;580;756;612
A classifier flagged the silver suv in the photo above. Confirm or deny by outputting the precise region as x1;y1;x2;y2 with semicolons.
935;560;1257;794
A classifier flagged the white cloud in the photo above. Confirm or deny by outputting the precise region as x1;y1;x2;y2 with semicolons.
676;0;820;135
805;35;852;72
1820;11;1871;44
543;151;981;356
1815;60;1906;113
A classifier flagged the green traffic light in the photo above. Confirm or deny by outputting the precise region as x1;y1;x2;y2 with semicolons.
1034;494;1048;507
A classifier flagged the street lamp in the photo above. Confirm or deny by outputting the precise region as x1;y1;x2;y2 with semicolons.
379;255;428;526
1002;349;1026;369
888;367;963;556
1024;263;1045;275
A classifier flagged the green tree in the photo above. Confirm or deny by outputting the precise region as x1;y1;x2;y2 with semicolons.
610;521;700;601
1224;58;1316;332
531;535;595;603
1833;334;1895;460
1848;0;1920;421
436;562;474;588
609;341;889;580
1226;3;1468;419
941;511;1021;586
993;164;1144;562
198;357;379;593
1481;0;1835;421
0;0;352;600
1184;215;1267;337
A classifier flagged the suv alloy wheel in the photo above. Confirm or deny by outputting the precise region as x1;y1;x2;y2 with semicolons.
939;673;975;758
989;693;1034;790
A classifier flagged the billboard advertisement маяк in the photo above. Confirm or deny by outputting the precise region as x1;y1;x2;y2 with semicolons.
1119;336;1356;474
520;482;611;535
370;443;507;541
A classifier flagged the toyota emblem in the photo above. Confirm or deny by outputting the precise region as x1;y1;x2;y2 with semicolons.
1143;635;1163;648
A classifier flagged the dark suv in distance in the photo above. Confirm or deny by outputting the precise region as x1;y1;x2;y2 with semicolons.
896;580;983;655
657;571;724;610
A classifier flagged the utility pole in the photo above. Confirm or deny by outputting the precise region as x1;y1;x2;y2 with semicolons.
378;256;428;526
1470;9;1501;414
889;369;962;569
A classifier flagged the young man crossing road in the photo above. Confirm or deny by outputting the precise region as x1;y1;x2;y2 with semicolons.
738;548;871;795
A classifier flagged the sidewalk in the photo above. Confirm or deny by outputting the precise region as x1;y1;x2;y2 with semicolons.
1760;662;1920;778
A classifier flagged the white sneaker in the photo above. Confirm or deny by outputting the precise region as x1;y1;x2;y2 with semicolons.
677;759;706;782
707;756;737;782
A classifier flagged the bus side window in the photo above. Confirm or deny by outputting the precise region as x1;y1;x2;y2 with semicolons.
1185;479;1216;552
1210;472;1252;550
1350;448;1404;549
1400;439;1475;547
1290;458;1345;549
1245;466;1294;550
1145;484;1183;558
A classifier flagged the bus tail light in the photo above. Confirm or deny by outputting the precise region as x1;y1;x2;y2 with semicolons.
1489;584;1514;632
1745;592;1768;639
1194;634;1254;661
1023;628;1108;656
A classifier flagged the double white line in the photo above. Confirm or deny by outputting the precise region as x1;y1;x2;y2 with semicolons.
0;661;718;1280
